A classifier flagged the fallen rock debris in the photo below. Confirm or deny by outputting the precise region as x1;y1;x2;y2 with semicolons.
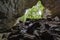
1;17;60;40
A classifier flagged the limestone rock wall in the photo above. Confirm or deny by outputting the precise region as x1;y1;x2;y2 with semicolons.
41;0;60;18
0;0;38;32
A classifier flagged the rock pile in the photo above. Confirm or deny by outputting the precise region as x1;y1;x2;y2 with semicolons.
6;17;60;40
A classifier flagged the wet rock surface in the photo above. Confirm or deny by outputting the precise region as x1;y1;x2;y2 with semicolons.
0;16;60;40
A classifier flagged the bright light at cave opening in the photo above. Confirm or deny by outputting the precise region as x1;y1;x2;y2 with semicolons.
38;10;42;15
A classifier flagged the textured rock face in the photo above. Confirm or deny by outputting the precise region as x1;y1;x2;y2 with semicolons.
0;0;38;32
41;0;60;18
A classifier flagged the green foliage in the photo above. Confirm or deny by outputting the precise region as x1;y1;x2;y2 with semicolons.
20;1;44;22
